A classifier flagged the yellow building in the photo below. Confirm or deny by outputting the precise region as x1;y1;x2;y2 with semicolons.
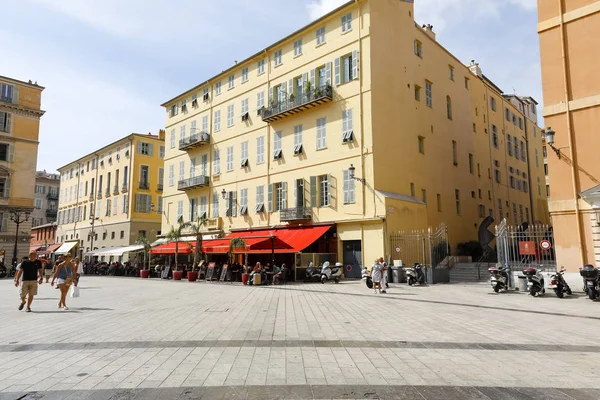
160;0;548;269
0;75;45;266
56;132;165;261
538;0;600;270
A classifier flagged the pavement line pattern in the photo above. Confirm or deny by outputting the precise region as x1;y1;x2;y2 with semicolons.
3;385;600;400
3;340;600;353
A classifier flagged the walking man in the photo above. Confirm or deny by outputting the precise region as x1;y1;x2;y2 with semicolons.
15;251;43;312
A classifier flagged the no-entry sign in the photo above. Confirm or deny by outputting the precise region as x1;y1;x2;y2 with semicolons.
540;240;552;251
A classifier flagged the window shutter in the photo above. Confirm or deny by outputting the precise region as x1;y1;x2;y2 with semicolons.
232;191;237;217
303;72;309;91
348;109;353;133
281;81;287;102
350;176;355;203
334;58;341;86
225;193;230;215
352;50;359;80
5;113;11;132
343;170;349;204
310;176;317;207
137;141;142;154
0;113;4;128
8;144;14;162
1;213;8;232
325;62;332;85
268;184;273;212
293;180;297;208
4;178;10;197
269;86;275;105
282;181;287;209
289;79;293;97
326;174;331;206
146;194;152;213
148;143;154;156
310;69;316;89
135;194;141;212
12;87;19;104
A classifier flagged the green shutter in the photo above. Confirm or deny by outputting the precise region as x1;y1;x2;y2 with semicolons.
135;194;141;212
232;191;237;217
310;176;317;207
334;58;341;86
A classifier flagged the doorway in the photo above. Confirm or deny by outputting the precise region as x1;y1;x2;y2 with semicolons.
342;240;362;278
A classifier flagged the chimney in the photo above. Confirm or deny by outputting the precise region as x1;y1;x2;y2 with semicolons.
422;24;436;41
469;60;482;77
158;129;166;140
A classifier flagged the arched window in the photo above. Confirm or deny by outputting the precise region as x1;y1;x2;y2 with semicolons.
446;96;452;120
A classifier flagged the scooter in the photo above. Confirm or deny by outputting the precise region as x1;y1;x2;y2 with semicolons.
488;266;510;293
580;264;600;300
321;262;342;284
304;262;322;283
405;263;425;286
522;266;545;297
361;267;373;289
549;267;572;298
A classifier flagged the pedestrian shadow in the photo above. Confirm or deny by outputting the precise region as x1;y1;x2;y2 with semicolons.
77;287;101;290
34;310;81;314
73;307;113;311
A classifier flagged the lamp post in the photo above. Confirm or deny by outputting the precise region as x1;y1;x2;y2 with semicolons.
269;230;275;267
10;210;30;267
89;214;99;254
544;127;561;158
348;164;366;184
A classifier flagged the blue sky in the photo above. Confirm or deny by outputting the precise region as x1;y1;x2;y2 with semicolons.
2;0;540;173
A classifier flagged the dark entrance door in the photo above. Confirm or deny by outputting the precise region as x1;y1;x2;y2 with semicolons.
343;240;362;278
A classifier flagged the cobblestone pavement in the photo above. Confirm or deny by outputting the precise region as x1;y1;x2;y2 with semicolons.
1;277;600;399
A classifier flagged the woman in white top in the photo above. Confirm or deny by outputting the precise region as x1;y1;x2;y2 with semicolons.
371;260;382;294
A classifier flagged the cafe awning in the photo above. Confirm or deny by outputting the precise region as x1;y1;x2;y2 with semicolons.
202;237;292;254
54;241;79;255
149;241;194;254
84;245;145;257
46;243;63;253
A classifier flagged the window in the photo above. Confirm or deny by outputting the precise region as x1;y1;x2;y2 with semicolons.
226;146;234;172
273;131;282;159
274;50;282;66
343;170;355;204
170;130;176;149
414;40;423;58
257;58;265;75
337;53;356;84
190;120;197;136
507;135;513;156
189;198;197;220
542;146;547;158
492;125;498;148
319;175;330;207
446;96;452;120
138;230;147;239
140;166;149;188
215;81;222;95
214;110;221;132
425;81;432;107
168;165;174;186
214;150;221;174
513;203;518;224
139;142;152;156
241;141;249;167
464;77;469;89
203;87;209;101
455;190;461;215
241;98;249;118
181;99;187;113
228;74;234;89
159;146;165;159
410;183;415;197
525;207;530;223
449;65;454;81
1;83;14;102
518;117;523;130
202;155;208;176
255;186;265;212
535;148;539;167
547;184;550;197
241;68;248;83
414;85;421;101
316;27;326;45
113;196;118;215
157;196;163;214
293;39;302;56
452;140;458;165
495;169;501;183
212;193;219;217
0;144;10;162
418;136;425;154
256;137;265;164
180;125;186;144
169;104;178;117
437;194;442;211
178;161;185;181
422;189;427;204
227;104;234;127
135;194;152;213
317;117;327;150
468;153;474;173
190;157;197;178
177;200;183;221
293;125;303;155
342;109;354;143
490;96;497;111
35;198;42;209
239;189;248;215
473;123;477;133
257;91;265;110
120;231;125;239
510;176;516;189
341;12;352;32
505;108;510;121
520;140;526;161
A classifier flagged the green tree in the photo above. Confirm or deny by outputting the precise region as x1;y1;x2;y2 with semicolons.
135;235;152;270
166;223;186;271
183;216;208;268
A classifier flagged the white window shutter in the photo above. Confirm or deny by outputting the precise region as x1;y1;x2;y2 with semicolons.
326;174;331;206
343;170;349;204
326;62;332;85
135;194;141;212
146;194;152;213
232;191;237;217
334;58;341;86
281;81;287;102
352;50;359;80
137;141;142;154
303;73;309;91
148;143;154;156
225;193;230;215
5;113;11;132
4;178;10;197
348;109;353;132
293;180;297;208
282;181;287;209
8;144;14;162
310;69;316;89
268;184;273;212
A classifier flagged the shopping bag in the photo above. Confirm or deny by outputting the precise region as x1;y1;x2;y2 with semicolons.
69;285;80;298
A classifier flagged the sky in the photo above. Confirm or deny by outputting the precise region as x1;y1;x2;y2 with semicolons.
2;0;541;173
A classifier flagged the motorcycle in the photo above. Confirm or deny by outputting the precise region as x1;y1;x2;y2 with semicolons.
580;264;600;300
522;266;545;297
549;267;572;298
405;263;425;286
304;262;322;283
361;267;373;289
488;266;510;293
0;265;6;279
320;262;342;284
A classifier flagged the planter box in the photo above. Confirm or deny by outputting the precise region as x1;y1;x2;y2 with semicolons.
187;271;199;282
173;271;183;281
140;270;150;279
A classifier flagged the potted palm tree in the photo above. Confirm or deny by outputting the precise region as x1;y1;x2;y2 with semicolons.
136;236;152;278
166;223;185;280
182;216;207;282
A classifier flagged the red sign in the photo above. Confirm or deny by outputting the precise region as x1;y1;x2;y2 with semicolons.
519;241;536;255
540;240;552;251
346;265;352;272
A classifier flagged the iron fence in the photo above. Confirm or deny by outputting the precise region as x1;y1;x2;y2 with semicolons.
495;219;556;273
389;224;449;269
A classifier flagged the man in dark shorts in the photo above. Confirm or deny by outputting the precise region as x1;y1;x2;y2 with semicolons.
15;251;43;312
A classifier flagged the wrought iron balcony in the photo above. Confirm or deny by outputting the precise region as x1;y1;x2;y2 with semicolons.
47;192;59;200
113;185;120;195
88;194;95;202
280;207;312;222
179;132;210;151
121;183;129;193
261;84;333;123
157;183;163;191
178;176;209;191
105;189;111;197
139;181;149;190
0;95;13;104
46;209;57;218
96;192;103;200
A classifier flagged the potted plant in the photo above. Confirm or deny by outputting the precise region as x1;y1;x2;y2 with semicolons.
182;216;207;282
136;236;152;278
166;222;185;280
305;81;311;98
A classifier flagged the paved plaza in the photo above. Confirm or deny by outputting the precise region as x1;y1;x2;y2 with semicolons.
1;276;600;399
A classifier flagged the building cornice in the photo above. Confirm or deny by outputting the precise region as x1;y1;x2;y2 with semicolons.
0;75;45;90
0;102;45;119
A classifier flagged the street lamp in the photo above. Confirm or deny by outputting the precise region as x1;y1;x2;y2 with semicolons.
544;127;561;158
221;189;227;200
348;164;366;184
269;230;275;267
10;210;30;266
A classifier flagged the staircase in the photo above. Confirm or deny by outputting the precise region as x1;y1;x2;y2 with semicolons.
449;263;491;283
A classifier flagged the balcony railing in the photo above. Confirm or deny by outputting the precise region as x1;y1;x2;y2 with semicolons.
47;192;59;200
280;207;312;222
121;183;129;193
157;183;163;191
178;176;209;191
46;209;57;218
179;132;210;151
139;181;149;190
261;84;333;123
96;192;103;199
89;194;95;201
0;95;13;104
105;189;111;197
113;185;120;195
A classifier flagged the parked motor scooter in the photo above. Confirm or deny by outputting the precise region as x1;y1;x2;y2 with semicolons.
549;267;572;298
522;266;545;297
361;267;373;289
404;263;425;286
320;262;342;284
304;262;322;282
580;264;600;300
488;266;510;293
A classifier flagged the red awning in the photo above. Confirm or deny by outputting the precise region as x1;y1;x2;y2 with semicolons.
46;243;63;253
224;225;331;254
202;237;293;254
30;245;43;253
149;241;194;254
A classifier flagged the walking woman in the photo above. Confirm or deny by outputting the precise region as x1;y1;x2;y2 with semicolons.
51;254;76;310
